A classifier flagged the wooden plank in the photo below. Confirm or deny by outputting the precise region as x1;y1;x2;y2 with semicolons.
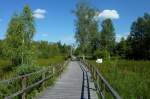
80;62;99;99
39;61;98;99
39;61;82;99
81;60;121;99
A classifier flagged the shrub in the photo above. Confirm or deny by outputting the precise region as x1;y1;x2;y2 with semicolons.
93;49;110;60
15;64;42;75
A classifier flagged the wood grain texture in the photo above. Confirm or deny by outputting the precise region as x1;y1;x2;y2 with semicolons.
39;61;98;99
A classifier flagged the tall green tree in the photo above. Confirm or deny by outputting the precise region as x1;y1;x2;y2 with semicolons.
21;5;36;64
74;2;99;57
116;37;127;58
22;5;35;44
100;19;116;54
5;5;36;66
5;15;25;66
127;13;150;59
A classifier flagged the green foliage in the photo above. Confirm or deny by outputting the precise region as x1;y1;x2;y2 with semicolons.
89;59;150;98
116;37;128;58
74;2;99;55
35;41;51;58
100;19;115;54
35;41;70;59
22;5;35;42
0;40;6;58
93;49;104;59
93;49;110;60
15;64;41;75
4;14;25;66
0;59;11;69
74;2;117;58
0;59;66;99
127;13;150;60
37;56;65;66
4;5;36;66
0;3;70;99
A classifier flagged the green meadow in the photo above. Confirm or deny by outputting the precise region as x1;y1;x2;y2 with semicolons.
0;56;66;80
88;59;150;98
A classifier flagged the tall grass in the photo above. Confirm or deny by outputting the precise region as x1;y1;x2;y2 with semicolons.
0;59;14;80
89;59;150;99
0;56;67;98
0;55;66;80
37;56;65;66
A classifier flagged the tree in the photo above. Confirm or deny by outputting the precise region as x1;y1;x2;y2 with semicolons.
21;5;36;64
100;19;116;55
74;2;99;57
116;37;127;58
5;14;25;66
0;40;5;58
4;5;36;66
127;13;150;60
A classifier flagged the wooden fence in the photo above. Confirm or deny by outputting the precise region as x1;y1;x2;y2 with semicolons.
0;60;69;99
81;60;121;99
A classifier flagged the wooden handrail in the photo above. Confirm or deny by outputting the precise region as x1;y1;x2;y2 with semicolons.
81;60;121;99
0;60;69;99
0;69;48;84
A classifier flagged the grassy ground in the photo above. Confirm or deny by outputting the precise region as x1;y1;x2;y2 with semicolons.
0;56;68;98
37;56;66;66
88;59;150;99
0;55;66;80
0;59;13;80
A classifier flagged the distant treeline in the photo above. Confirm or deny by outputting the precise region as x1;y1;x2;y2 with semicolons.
74;2;150;60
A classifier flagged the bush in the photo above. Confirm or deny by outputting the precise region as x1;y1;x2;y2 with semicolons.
15;64;42;75
93;49;110;60
93;49;103;59
0;60;12;71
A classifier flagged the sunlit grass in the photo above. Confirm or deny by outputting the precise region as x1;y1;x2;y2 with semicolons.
88;59;150;98
0;56;67;98
0;55;66;80
37;55;65;66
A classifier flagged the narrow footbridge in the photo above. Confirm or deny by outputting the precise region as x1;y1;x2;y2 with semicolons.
0;60;121;99
39;61;98;99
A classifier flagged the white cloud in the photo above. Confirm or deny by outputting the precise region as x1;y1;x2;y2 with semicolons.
33;9;46;19
99;10;119;19
34;9;46;14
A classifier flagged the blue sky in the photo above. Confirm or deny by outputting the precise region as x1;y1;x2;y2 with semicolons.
0;0;150;44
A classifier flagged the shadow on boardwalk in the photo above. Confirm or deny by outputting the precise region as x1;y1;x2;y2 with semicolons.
38;61;98;99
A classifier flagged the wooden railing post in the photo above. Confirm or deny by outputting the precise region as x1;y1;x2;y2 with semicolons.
58;64;60;74
21;76;27;99
96;72;99;90
59;64;62;78
101;80;106;98
93;66;96;80
92;66;94;78
42;71;46;90
83;60;121;99
53;66;55;76
95;70;97;81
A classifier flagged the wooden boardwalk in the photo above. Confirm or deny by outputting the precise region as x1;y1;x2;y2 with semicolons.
38;61;98;99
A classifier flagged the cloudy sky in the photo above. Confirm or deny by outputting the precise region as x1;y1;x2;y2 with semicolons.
0;0;150;44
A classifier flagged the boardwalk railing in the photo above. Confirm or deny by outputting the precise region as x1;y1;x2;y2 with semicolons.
81;60;121;99
0;60;69;99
